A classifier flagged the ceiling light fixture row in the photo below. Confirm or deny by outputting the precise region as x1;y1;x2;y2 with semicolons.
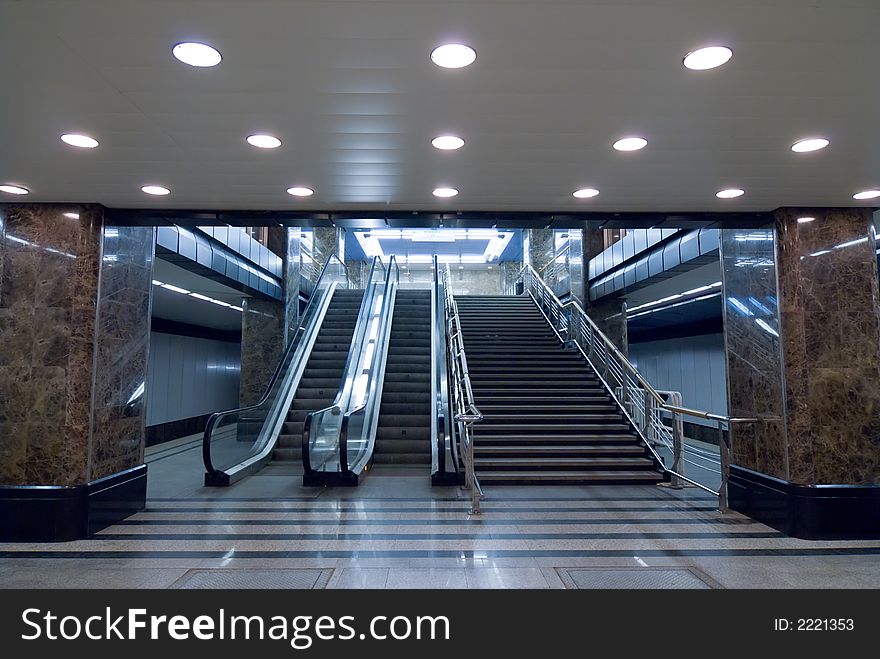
3;41;877;206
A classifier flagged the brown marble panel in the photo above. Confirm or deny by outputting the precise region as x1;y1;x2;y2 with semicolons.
87;226;154;481
775;208;880;485
720;227;788;479
0;423;27;483
586;296;628;357
0;204;100;485
239;297;285;406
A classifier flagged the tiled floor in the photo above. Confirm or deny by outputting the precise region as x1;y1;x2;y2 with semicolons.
1;434;879;589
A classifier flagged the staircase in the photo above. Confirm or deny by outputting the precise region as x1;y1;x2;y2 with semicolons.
454;295;662;485
374;290;432;465
274;289;363;463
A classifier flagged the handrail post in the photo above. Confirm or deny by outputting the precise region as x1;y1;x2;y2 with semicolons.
670;411;684;489
717;420;730;513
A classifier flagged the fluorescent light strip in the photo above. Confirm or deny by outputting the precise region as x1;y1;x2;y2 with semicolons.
626;281;722;314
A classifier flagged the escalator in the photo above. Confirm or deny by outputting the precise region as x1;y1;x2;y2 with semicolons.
272;290;364;463
202;254;364;486
302;257;399;485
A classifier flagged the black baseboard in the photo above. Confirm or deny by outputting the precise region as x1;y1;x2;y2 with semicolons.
146;414;212;447
729;465;880;540
0;465;147;542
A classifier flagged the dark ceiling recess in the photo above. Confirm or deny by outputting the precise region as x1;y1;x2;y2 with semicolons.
627;295;723;344
103;207;775;230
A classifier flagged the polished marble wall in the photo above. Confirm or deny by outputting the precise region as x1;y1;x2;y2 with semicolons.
238;297;285;406
587;296;628;357
0;204;152;486
567;230;585;307
88;225;154;480
526;229;554;276
268;227;301;345
500;260;523;294
775;208;880;485
719;228;788;479
313;227;343;269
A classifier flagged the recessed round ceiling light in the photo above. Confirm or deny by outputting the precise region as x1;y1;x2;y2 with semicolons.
791;138;829;153
431;135;465;150
0;184;29;195
247;134;282;149
433;187;459;198
613;137;648;152
287;186;314;197
572;188;600;199
63;212;80;220
716;188;745;199
853;190;880;200
431;44;476;69
61;133;99;148
683;46;733;70
172;42;222;67
141;185;171;196
797;216;816;224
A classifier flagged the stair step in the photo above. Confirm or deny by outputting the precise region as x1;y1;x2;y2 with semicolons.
475;445;646;456
477;423;633;434
474;457;655;468
475;434;638;444
475;470;663;484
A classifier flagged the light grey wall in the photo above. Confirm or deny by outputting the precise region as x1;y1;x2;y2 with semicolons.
628;333;728;427
146;332;241;426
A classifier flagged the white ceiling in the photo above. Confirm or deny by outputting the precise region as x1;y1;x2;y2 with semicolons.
1;0;879;212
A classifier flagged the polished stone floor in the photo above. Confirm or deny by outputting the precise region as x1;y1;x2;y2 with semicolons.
1;434;879;589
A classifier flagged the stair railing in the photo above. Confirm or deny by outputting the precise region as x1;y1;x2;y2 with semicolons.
202;254;351;486
513;264;762;512
442;262;483;514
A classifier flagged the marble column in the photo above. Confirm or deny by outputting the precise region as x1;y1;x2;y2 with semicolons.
567;229;585;307
525;228;553;275
721;210;880;538
719;227;788;478
0;204;153;540
581;226;605;304
267;226;301;346
586;296;628;357
500;260;523;294
238;297;285;406
313;226;344;268
774;208;880;485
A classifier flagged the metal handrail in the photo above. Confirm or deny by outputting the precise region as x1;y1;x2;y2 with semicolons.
431;255;454;483
441;262;483;514
202;253;347;485
512;263;767;511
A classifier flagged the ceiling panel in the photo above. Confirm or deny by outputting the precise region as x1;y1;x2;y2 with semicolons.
1;0;879;212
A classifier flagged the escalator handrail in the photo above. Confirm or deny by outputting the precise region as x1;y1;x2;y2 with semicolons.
432;254;454;478
338;255;399;477
203;253;344;479
302;256;385;475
